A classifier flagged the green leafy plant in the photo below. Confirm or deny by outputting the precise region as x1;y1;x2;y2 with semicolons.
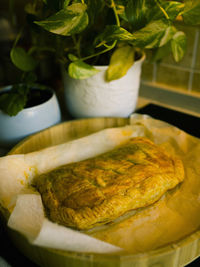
11;0;200;79
2;0;200;116
0;82;49;116
0;84;30;116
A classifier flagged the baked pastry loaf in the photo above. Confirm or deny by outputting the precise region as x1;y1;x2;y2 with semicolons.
33;137;184;230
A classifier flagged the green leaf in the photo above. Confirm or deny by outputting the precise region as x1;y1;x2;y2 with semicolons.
10;47;38;72
68;53;79;61
0;85;28;116
171;31;186;62
182;0;200;25
148;1;184;21
68;61;100;79
131;20;176;49
63;0;70;8
125;0;147;30
151;43;172;62
95;25;134;47
115;0;129;21
106;45;134;81
35;3;89;36
25;3;38;15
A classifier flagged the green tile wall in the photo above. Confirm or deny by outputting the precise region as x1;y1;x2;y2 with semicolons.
156;65;190;90
195;35;200;70
141;61;154;82
141;23;200;96
192;72;200;92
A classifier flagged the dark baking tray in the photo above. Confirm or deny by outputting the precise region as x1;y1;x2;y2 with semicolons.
136;103;200;138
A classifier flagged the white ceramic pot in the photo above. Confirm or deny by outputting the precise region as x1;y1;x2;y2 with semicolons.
0;86;61;147
62;53;145;118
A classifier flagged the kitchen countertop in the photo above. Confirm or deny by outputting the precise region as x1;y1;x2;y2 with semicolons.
1;102;200;267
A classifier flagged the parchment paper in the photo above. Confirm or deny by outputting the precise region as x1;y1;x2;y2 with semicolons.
0;114;200;254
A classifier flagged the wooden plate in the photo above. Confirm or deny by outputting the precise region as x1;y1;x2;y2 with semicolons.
8;118;200;267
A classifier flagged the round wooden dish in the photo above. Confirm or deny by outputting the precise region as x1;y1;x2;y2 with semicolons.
8;118;200;267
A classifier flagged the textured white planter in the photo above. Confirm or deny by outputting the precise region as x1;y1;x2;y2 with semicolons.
62;53;145;118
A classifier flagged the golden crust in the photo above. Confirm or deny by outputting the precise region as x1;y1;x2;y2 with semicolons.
33;137;184;230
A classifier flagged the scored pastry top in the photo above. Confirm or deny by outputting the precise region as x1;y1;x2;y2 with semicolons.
33;137;184;230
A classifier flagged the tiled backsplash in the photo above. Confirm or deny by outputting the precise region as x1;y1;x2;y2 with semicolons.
141;22;200;94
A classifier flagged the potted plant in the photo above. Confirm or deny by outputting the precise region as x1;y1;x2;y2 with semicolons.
8;0;200;118
0;34;61;147
0;82;61;147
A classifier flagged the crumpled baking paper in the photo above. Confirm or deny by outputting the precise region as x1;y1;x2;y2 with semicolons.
0;124;136;253
0;114;200;254
91;114;200;253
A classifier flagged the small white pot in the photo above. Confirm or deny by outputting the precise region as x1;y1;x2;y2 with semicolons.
0;86;61;147
62;53;145;118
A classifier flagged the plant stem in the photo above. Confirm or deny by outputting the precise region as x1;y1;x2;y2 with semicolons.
111;0;120;26
155;0;169;20
28;46;56;55
13;28;23;48
78;0;119;62
80;41;117;62
72;35;82;58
